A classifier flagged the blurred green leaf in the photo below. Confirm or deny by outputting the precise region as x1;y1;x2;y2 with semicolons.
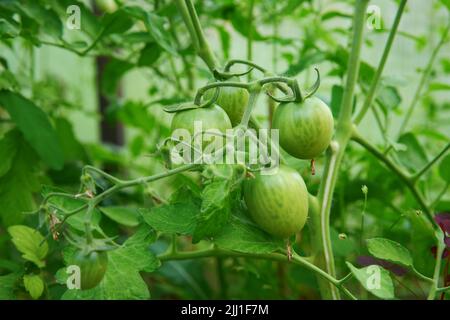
346;262;395;299
8;225;48;268
0;273;19;299
397;133;428;171
138;42;162;66
0;90;64;170
0;130;40;226
366;238;413;267
100;206;141;227
23;274;44;299
214;214;283;254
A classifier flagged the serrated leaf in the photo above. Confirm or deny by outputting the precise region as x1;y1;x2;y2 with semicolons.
0;90;64;169
214;215;283;254
366;238;413;267
192;165;243;243
8;225;48;268
141;203;198;235
62;225;159;299
346;262;395;299
23;274;44;299
100;206;141;227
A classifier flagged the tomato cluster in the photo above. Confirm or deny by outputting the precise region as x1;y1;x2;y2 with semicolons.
170;76;334;239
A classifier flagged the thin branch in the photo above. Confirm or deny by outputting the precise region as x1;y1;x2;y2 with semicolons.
354;0;407;124
412;142;450;183
398;20;450;135
158;248;357;300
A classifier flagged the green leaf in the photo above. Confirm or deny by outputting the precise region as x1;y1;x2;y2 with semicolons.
138;42;162;66
192;165;243;243
215;24;230;60
0;273;19;299
376;86;401;112
214;214;283;254
124;7;176;55
284;51;327;76
397;133;428;171
101;58;133;95
0;130;40;226
141;203;198;235
62;225;159;299
23;274;44;299
20;1;62;39
0;90;64;169
439;154;450;181
366;238;413;267
8;225;48;268
100;206;141;227
429;82;450;91
405;210;435;276
101;9;134;37
346;262;395;299
54;117;86;162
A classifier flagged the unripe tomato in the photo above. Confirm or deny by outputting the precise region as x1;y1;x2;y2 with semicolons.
205;77;249;126
272;97;334;159
73;250;108;290
171;104;232;151
243;165;309;238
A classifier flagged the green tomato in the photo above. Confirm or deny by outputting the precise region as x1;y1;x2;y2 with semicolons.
243;165;309;238
171;103;232;150
73;250;108;290
272;96;334;159
205;77;249;126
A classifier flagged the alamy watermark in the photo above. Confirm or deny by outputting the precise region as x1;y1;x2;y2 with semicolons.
170;121;280;175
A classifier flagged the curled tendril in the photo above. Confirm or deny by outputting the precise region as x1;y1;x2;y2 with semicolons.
213;67;254;81
224;59;267;73
304;68;321;99
199;86;220;108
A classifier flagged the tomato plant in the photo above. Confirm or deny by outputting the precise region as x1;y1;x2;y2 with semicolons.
0;0;449;303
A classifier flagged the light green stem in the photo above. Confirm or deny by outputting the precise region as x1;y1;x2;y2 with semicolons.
158;248;357;300
316;0;370;300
